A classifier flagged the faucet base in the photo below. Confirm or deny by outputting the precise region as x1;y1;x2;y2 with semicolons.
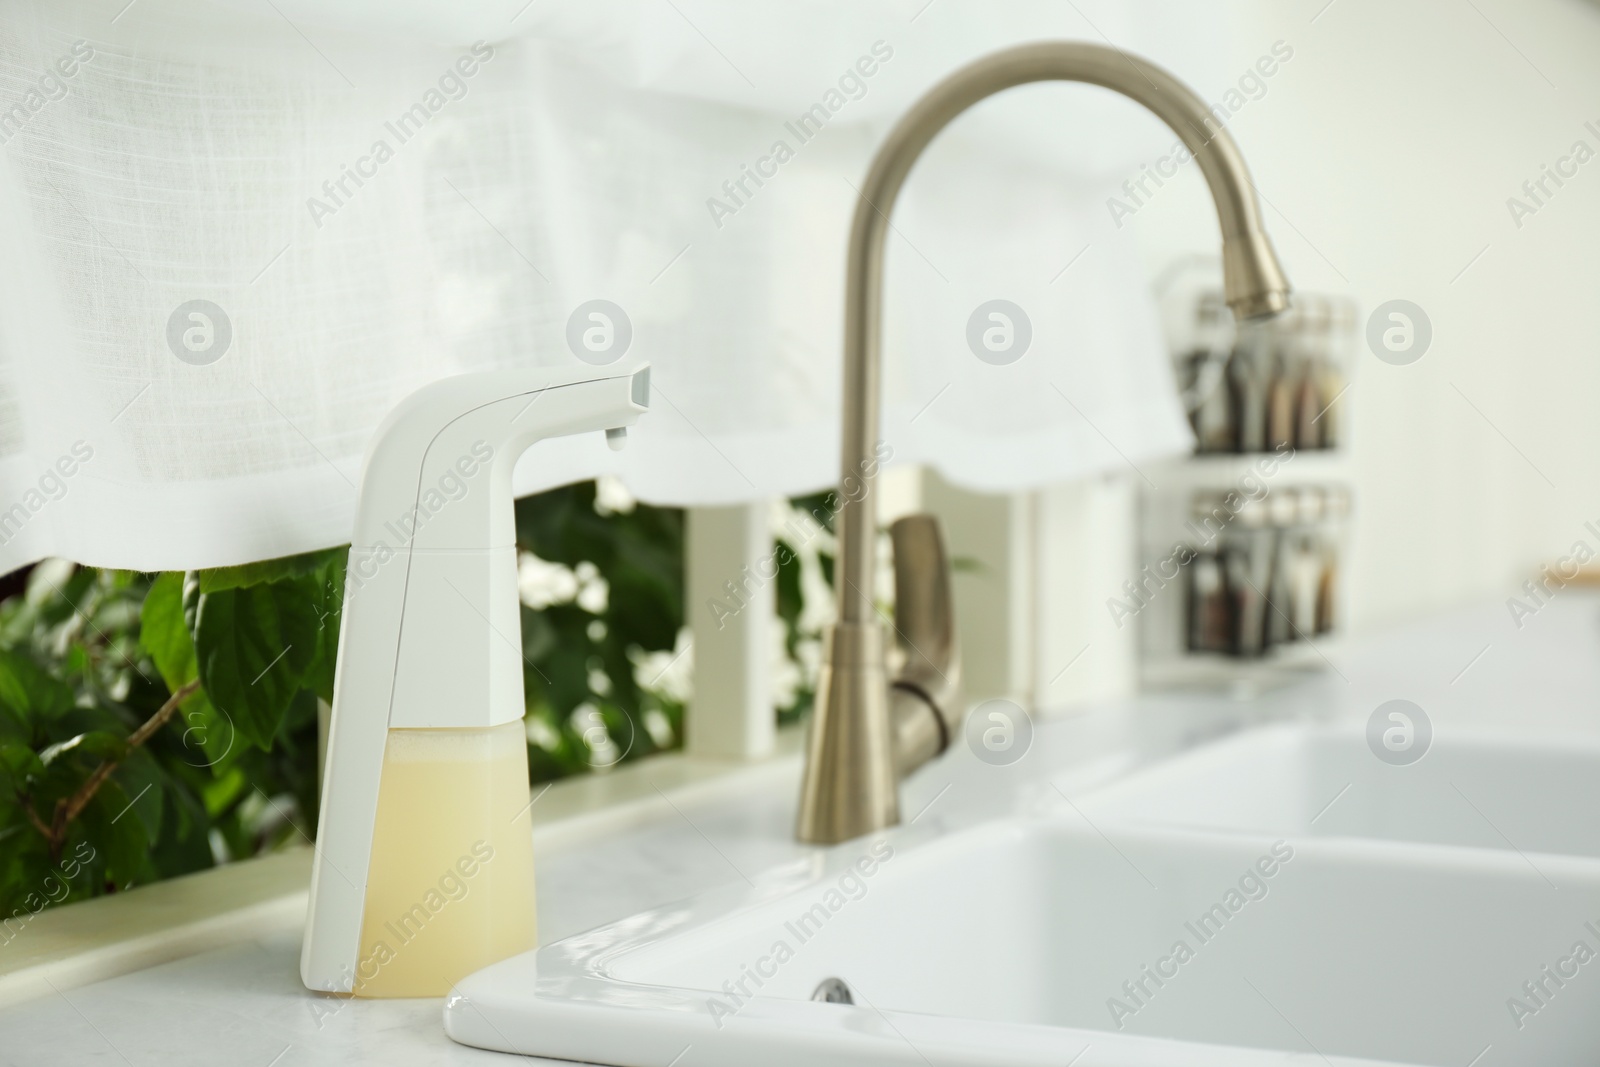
796;622;899;845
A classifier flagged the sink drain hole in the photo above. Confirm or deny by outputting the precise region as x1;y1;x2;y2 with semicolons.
812;977;854;1004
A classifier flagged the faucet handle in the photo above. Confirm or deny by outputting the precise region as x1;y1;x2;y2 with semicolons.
887;515;961;775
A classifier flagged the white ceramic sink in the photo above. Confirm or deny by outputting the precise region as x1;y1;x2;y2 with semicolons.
445;814;1600;1066
1084;722;1600;860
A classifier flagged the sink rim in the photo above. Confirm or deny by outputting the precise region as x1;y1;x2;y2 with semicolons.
444;798;1600;1067
1078;718;1600;865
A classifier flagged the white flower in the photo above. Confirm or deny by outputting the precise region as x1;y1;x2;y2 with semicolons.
594;475;636;515
525;713;561;751
631;628;692;703
771;623;802;710
570;703;620;769
643;708;675;748
518;552;577;609
575;561;609;614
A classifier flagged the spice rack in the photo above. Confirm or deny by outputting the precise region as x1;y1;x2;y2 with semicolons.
1136;264;1357;694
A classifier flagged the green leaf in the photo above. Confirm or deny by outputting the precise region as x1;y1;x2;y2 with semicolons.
301;551;345;704
187;575;318;752
0;702;24;746
606;566;678;652
38;730;127;768
24;563;94;630
196;547;347;595
147;788;213;878
0;649;75;729
81;782;149;888
0;741;45;787
519;605;558;663
174;697;239;771
775;538;803;631
137;573;238;767
0;827;51;915
163;773;209;845
139;573;200;693
790;491;837;534
201;763;248;820
111;749;164;845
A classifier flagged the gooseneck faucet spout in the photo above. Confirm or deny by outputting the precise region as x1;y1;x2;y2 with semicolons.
797;42;1292;845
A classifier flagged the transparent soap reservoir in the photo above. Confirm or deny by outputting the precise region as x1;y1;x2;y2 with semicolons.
354;721;537;997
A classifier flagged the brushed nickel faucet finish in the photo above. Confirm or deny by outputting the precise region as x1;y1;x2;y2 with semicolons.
797;41;1291;845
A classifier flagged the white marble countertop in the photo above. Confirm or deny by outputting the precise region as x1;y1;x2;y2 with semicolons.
5;593;1599;1066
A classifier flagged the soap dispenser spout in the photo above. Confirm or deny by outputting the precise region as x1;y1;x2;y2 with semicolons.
301;364;649;998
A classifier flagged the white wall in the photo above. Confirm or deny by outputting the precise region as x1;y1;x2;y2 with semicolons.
1119;0;1600;633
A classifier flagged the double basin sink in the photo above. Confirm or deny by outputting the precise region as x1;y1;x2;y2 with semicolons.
445;721;1600;1066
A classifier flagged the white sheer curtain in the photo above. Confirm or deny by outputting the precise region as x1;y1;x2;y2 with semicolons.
0;0;1233;572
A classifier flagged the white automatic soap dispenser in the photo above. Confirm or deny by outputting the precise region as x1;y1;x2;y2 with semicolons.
300;364;650;998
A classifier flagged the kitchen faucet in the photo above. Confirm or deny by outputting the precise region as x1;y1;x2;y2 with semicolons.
796;41;1291;845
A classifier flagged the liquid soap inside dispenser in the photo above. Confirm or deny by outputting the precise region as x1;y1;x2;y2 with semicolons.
354;722;537;997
